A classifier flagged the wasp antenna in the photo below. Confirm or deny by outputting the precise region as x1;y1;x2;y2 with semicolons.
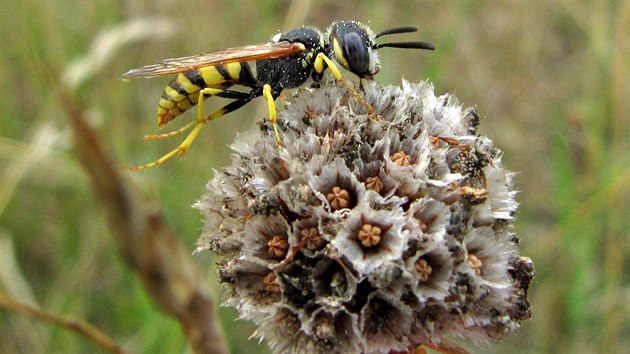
375;41;435;51
375;26;418;38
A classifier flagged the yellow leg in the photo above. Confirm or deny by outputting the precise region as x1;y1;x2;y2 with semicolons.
123;107;229;170
144;87;225;140
263;84;283;148
123;88;235;170
313;53;376;116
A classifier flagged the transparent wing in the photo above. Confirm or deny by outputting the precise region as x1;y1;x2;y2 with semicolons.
122;41;304;79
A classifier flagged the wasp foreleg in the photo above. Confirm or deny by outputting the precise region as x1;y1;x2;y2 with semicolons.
313;53;376;117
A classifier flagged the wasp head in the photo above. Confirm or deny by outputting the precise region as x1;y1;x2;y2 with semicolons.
327;21;435;80
327;21;381;79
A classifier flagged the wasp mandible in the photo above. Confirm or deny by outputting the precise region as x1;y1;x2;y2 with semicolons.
122;21;434;170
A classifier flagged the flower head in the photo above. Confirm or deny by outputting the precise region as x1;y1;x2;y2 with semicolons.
195;80;533;353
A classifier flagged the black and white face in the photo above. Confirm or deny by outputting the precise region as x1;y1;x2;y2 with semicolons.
327;21;381;79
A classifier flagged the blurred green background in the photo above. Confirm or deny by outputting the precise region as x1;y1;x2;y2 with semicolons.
1;0;628;353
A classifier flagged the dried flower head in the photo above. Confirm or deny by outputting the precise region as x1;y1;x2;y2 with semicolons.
195;80;533;353
415;258;433;282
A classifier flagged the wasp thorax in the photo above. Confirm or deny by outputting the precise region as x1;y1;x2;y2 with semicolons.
195;79;533;353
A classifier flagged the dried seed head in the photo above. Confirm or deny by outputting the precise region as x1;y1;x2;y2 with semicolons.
263;272;280;292
365;176;384;193
357;223;382;248
468;253;483;275
195;80;533;354
267;235;289;258
301;227;326;251
391;150;411;166
459;186;488;203
327;186;351;210
415;258;433;282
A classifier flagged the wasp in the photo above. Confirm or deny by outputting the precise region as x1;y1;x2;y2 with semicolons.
122;21;434;170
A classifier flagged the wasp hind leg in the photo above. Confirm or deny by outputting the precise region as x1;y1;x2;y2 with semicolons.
144;88;251;141
124;88;252;170
313;53;376;117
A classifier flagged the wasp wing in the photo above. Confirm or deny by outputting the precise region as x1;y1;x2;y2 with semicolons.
122;42;304;79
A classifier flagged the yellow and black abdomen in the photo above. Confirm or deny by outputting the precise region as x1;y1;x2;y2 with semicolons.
156;62;246;126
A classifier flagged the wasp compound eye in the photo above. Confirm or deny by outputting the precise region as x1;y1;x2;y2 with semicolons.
343;31;370;76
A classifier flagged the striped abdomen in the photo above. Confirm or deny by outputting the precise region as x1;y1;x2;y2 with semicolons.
156;62;248;126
